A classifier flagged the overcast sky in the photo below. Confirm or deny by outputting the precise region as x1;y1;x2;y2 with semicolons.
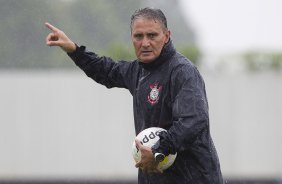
179;0;282;54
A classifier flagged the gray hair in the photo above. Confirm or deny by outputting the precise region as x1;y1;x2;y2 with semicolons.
130;7;168;31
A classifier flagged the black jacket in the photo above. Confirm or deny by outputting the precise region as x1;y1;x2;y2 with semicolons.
68;40;223;184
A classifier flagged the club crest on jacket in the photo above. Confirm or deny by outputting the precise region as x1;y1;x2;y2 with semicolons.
148;83;162;105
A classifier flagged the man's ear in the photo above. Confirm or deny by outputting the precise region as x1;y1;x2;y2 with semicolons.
165;30;171;44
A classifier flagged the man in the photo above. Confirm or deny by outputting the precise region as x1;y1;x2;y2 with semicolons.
45;7;223;184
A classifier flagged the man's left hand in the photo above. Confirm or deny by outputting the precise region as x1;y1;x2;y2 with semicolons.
135;140;162;174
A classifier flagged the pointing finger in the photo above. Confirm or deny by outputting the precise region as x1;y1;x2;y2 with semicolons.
45;22;59;32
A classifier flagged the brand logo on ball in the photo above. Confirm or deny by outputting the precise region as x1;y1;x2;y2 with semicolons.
148;83;162;105
135;129;163;153
132;127;177;171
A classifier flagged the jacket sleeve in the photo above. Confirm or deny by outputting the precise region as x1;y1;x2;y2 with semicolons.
152;64;209;155
68;45;134;90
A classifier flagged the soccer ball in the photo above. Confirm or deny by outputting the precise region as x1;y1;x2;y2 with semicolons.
132;127;177;171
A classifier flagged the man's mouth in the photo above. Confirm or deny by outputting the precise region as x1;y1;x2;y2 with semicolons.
141;50;152;54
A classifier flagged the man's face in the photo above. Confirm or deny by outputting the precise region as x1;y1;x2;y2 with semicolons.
131;17;170;63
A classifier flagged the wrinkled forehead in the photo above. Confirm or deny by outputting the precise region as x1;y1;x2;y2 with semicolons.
131;16;166;33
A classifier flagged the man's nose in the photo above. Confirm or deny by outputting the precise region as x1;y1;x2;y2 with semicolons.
141;37;150;47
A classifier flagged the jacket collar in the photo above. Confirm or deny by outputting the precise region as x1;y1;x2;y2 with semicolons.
138;39;176;70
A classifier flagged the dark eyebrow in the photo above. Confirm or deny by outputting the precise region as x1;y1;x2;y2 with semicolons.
147;32;158;36
133;33;143;37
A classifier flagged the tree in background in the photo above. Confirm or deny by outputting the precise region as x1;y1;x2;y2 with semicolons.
0;0;200;69
243;51;282;72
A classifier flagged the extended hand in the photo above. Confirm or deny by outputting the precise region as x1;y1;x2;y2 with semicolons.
45;22;76;53
135;140;162;174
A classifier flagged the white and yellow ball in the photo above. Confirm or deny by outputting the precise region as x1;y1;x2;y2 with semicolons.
132;127;177;171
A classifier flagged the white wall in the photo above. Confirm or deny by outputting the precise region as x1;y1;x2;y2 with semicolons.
204;72;282;178
0;70;281;179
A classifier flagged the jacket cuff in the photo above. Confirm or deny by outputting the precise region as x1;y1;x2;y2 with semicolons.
67;44;84;59
67;44;90;68
151;132;171;156
151;141;160;155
